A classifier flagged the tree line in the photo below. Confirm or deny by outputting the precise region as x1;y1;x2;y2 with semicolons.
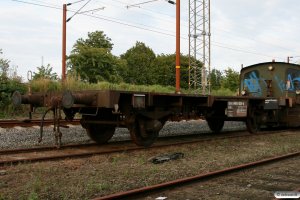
66;31;239;91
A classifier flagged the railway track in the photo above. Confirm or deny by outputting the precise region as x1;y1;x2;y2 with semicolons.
0;129;292;166
93;151;300;200
0;119;80;128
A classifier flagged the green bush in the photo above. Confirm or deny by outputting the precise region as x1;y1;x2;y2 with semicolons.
0;77;27;118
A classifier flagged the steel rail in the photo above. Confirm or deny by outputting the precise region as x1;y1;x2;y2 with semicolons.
0;119;80;128
0;129;291;166
93;151;300;200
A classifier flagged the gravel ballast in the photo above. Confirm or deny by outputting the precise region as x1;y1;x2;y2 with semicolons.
0;120;245;149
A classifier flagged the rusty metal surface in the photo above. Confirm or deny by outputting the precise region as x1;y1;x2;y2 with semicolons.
62;90;96;108
93;151;300;200
12;91;45;107
15;89;265;109
62;90;122;108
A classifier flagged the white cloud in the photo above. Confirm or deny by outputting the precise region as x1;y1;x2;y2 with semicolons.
1;0;300;79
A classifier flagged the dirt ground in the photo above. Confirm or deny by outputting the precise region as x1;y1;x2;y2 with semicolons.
135;156;300;200
0;131;300;200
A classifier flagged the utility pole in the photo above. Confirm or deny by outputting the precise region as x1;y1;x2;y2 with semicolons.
188;0;211;94
62;4;67;82
175;0;181;93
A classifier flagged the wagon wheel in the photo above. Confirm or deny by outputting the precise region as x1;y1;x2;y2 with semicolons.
86;124;115;144
206;118;224;133
129;118;159;147
246;106;261;133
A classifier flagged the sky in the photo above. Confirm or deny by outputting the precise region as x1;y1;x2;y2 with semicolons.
1;0;300;81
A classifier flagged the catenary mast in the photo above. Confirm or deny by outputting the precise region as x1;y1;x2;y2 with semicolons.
188;0;211;94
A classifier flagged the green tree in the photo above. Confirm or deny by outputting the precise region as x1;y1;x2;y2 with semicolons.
0;49;10;79
210;69;223;90
151;54;174;86
222;67;239;92
69;46;125;83
33;64;58;80
68;31;125;83
74;31;113;51
152;53;190;89
0;49;26;116
121;42;156;85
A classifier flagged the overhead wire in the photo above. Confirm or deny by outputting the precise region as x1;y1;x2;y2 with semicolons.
213;27;293;52
11;0;60;10
82;1;177;34
9;0;294;59
11;0;178;37
80;12;177;37
71;0;88;5
95;0;186;27
26;0;60;7
126;0;160;9
212;42;282;59
132;0;292;54
112;0;291;53
25;0;295;54
97;0;280;57
67;0;92;22
78;7;105;14
11;0;175;37
93;0;189;36
111;0;187;26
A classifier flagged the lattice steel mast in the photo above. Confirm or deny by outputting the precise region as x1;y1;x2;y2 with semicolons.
188;0;211;94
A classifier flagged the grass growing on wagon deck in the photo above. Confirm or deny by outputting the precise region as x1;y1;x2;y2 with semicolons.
30;77;176;93
0;77;235;119
30;77;236;96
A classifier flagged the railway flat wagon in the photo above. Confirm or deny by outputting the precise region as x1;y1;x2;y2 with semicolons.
12;62;300;147
11;89;255;147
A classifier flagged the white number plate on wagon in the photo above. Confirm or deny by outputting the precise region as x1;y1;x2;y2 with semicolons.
227;100;248;117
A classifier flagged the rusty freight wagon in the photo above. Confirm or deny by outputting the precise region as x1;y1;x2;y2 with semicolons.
12;62;300;147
